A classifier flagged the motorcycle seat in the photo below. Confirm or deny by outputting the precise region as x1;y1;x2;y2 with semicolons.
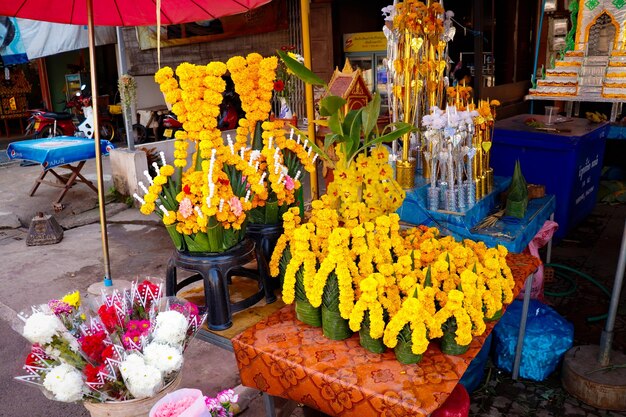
43;112;73;120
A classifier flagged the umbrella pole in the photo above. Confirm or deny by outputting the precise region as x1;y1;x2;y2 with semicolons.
87;0;113;286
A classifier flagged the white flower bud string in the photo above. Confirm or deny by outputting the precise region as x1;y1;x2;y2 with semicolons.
132;193;145;205
138;181;149;195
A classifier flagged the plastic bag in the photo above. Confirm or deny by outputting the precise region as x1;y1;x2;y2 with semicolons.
149;388;211;417
493;300;573;381
517;220;558;301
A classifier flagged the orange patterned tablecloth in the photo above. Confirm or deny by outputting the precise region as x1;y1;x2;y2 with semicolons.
232;253;541;417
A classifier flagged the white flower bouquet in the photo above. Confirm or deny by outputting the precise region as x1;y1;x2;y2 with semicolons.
14;280;206;404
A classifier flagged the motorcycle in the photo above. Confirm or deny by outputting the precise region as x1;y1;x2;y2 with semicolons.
161;113;183;139
25;86;116;141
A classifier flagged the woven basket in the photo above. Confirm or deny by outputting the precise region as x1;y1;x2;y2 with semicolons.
527;184;546;200
83;372;182;417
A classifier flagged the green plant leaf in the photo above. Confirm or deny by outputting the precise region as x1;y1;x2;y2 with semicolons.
166;224;184;251
193;233;210;250
361;93;381;138
291;126;333;164
324;133;342;150
320;96;347;117
252;120;264;151
277;50;326;87
328;111;344;137
366;122;414;147
346;109;363;158
184;234;207;252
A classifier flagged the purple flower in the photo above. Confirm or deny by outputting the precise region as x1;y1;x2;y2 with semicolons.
205;397;222;411
48;299;73;315
217;389;238;404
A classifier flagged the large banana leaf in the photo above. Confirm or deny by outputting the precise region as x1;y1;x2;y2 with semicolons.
277;50;326;87
361;93;381;139
320;96;347;117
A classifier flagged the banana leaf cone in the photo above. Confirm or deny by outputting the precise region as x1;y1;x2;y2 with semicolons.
505;160;528;219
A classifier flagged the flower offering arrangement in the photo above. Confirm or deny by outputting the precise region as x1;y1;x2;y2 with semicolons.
420;96;501;212
138;54;318;253
383;0;455;188
14;280;206;403
268;48;518;364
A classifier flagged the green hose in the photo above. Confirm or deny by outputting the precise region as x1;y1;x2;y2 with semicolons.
544;263;611;322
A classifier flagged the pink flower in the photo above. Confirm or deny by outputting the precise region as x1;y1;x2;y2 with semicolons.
153;396;196;417
179;197;193;218
229;197;243;217
284;175;295;191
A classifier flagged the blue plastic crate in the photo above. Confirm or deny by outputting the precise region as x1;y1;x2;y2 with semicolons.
491;115;608;239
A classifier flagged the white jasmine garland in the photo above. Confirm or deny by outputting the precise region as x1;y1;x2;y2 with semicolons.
120;353;163;399
143;342;183;375
152;310;188;346
42;363;85;402
23;312;63;345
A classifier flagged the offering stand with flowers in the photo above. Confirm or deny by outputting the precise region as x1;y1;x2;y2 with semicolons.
139;54;317;330
268;49;524;363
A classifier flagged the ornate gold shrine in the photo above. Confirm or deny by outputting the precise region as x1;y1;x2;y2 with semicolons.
321;60;372;114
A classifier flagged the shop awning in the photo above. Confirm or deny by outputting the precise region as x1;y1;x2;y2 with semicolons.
16;18;116;59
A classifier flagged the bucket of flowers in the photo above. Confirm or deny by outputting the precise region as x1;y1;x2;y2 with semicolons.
13;280;206;417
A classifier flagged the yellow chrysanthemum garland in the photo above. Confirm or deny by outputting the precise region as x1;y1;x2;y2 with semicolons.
225;56;316;225
138;59;281;252
348;275;386;339
322;145;406;224
227;54;277;148
272;208;516;354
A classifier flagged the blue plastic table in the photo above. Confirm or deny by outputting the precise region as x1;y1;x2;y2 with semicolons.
491;115;608;239
398;176;556;253
6;136;114;208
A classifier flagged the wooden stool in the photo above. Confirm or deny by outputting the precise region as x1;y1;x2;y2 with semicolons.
166;238;270;330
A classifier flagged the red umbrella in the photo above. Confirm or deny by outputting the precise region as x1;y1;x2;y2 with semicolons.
2;0;271;26
0;0;272;287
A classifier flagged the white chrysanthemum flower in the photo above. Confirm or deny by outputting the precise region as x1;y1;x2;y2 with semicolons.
23;312;63;345
152;310;188;346
143;342;183;375
120;353;163;399
43;363;85;402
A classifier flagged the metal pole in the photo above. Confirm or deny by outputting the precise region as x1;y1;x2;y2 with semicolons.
87;0;113;286
300;0;318;200
530;0;547;115
598;219;626;365
115;27;135;151
513;273;534;380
